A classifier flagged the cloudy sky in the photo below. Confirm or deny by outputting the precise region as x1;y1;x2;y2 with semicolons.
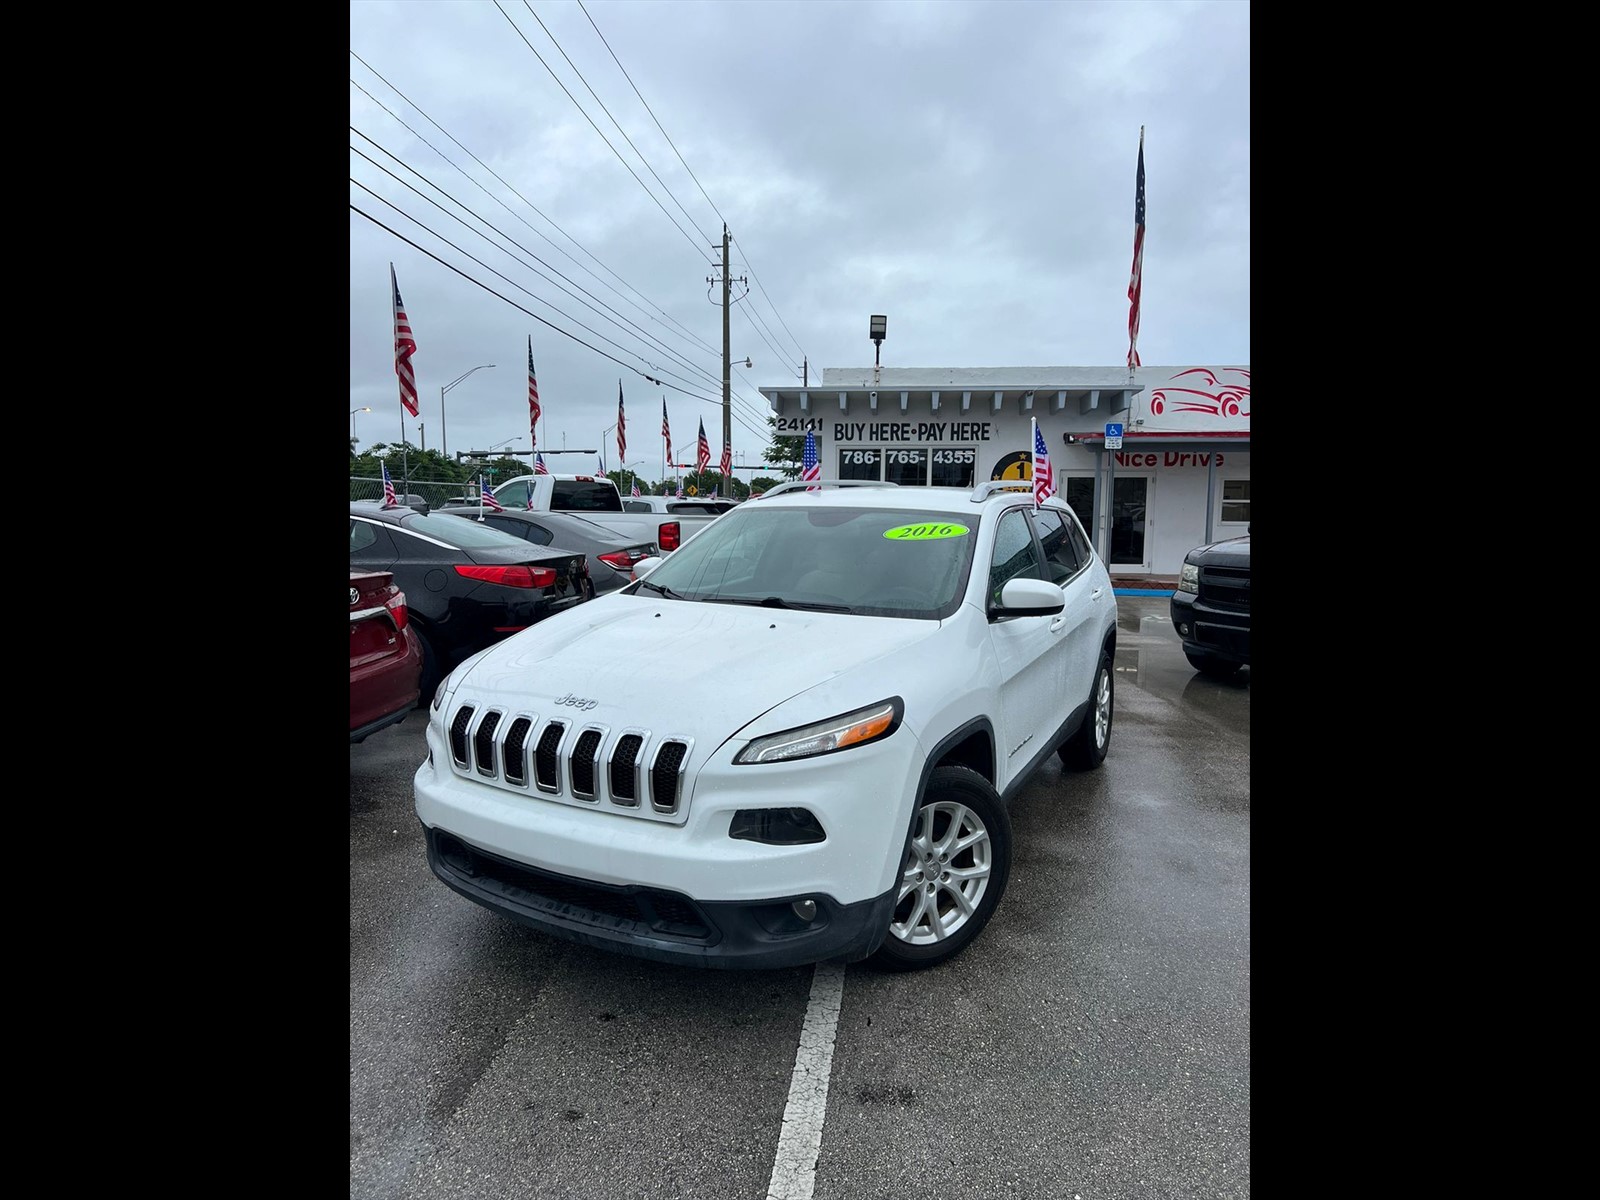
349;0;1248;479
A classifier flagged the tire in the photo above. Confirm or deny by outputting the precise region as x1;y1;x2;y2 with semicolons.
1185;650;1242;680
868;765;1012;972
1058;648;1113;770
414;628;440;710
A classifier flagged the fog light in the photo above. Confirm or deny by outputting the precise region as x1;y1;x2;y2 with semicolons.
791;899;817;922
730;807;826;844
1177;622;1190;636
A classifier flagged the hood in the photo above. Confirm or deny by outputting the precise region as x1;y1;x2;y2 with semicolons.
1188;534;1249;566
450;595;936;739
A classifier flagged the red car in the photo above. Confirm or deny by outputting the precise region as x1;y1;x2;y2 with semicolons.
350;570;424;743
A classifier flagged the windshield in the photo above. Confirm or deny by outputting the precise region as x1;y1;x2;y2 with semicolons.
631;506;977;619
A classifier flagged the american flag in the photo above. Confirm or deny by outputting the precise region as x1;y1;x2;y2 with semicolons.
675;480;684;498
661;399;673;462
381;461;397;508
1127;128;1145;370
597;448;606;476
534;452;550;475
708;486;718;501
801;428;820;491
527;336;541;449
631;481;641;497
614;382;627;464
479;474;504;511
721;443;731;483
695;419;710;474
391;264;419;417
1032;418;1054;508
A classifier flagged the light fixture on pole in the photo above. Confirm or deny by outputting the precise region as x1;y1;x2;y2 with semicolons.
350;406;372;442
869;315;887;367
440;364;496;459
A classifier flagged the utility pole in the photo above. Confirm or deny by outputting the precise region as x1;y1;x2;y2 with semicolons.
710;224;745;473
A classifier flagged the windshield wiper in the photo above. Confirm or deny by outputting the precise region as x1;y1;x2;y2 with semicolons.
705;596;853;613
638;580;684;599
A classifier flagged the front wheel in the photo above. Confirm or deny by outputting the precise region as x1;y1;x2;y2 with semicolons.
1058;649;1113;770
868;765;1012;972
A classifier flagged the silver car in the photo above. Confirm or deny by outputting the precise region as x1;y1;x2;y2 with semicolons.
436;505;658;597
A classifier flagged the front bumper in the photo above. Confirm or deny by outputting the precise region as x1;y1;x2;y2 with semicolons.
413;695;923;967
424;824;894;968
1170;590;1250;663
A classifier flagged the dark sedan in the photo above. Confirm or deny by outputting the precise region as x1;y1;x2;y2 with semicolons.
350;501;590;702
437;503;658;596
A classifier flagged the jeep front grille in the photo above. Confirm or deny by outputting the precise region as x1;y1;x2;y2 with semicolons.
610;734;644;806
569;728;603;800
651;740;688;814
504;717;533;785
474;710;501;777
535;722;568;793
445;704;692;821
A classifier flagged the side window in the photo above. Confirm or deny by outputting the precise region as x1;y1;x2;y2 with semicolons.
623;500;650;513
496;480;530;509
1030;509;1079;583
351;519;379;556
483;517;530;542
1063;508;1095;567
987;508;1045;604
524;523;555;546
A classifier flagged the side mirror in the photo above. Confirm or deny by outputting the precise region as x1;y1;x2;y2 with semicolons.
630;556;663;582
990;577;1065;618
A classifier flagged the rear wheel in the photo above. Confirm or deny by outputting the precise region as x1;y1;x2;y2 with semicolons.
868;765;1011;972
1058;649;1113;769
414;628;439;709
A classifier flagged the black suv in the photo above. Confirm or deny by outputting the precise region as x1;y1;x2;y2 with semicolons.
1170;533;1250;679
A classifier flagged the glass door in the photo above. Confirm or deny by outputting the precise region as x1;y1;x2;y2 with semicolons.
1108;474;1152;572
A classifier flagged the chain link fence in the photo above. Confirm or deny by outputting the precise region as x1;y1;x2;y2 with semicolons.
350;476;480;509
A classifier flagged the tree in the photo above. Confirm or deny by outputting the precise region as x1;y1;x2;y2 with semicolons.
763;416;804;479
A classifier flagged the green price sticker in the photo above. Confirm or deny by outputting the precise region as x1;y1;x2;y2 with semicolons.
883;522;969;541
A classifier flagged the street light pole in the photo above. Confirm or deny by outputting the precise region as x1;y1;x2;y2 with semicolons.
440;363;496;459
350;406;372;444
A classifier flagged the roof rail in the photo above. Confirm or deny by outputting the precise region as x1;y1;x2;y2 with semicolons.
969;480;1035;503
760;479;901;498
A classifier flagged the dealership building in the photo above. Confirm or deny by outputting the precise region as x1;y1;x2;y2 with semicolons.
759;364;1250;579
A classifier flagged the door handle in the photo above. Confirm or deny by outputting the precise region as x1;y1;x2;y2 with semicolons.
1049;617;1065;632
1090;588;1104;600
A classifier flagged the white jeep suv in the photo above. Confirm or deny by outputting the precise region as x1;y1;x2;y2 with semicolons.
414;479;1118;971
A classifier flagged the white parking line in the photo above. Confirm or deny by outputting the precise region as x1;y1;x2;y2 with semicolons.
765;962;846;1200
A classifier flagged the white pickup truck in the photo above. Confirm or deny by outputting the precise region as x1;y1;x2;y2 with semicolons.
487;474;719;554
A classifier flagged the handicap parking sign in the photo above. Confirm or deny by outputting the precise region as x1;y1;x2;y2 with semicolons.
1105;423;1124;438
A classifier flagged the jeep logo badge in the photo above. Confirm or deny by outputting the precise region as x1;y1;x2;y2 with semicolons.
555;693;600;712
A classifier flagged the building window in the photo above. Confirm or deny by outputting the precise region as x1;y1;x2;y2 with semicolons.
930;448;976;487
838;448;881;480
883;447;929;485
1221;478;1250;524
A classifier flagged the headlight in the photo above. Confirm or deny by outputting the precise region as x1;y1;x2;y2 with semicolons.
1178;562;1200;594
734;698;904;764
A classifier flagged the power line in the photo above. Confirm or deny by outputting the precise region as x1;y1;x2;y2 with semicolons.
351;132;728;396
575;0;809;368
491;0;715;267
521;0;713;250
350;55;719;360
351;204;774;445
